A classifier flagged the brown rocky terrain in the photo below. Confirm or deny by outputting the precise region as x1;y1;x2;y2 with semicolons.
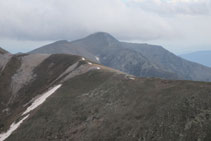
0;50;211;141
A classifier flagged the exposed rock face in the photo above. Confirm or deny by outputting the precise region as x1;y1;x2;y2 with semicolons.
0;48;11;72
1;53;211;141
0;54;12;73
30;32;211;82
0;53;113;140
9;54;50;103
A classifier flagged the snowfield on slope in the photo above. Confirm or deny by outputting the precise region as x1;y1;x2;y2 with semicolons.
0;115;29;141
22;84;62;115
0;84;62;141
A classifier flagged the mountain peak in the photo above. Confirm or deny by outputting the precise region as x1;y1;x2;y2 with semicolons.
91;32;112;36
85;32;118;42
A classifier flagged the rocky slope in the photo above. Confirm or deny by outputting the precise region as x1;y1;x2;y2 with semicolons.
0;52;110;141
0;47;9;55
1;51;211;141
30;32;211;82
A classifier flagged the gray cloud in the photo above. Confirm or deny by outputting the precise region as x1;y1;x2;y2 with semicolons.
0;0;211;49
126;0;211;15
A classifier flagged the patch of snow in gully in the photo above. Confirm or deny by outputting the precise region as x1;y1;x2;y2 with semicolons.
97;67;101;70
0;114;29;141
88;62;92;65
0;84;62;141
22;84;62;116
82;57;85;61
129;77;135;80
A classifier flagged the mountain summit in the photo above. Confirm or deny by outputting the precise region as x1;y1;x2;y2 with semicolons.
30;32;211;82
84;32;118;43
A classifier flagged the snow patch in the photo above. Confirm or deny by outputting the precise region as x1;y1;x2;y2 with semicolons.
22;84;62;116
82;57;85;61
95;56;100;62
0;84;61;141
125;75;136;80
88;62;92;65
89;66;101;71
0;114;29;141
129;77;135;80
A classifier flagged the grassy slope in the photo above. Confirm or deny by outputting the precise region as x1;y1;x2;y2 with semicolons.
7;69;211;141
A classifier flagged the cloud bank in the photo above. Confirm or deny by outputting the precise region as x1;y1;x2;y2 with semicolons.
0;0;210;46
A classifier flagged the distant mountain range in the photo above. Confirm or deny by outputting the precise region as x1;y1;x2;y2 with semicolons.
1;52;211;140
180;50;211;67
30;32;211;82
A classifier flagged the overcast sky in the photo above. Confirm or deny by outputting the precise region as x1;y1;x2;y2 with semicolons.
0;0;211;54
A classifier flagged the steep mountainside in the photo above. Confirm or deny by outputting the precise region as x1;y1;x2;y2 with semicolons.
121;42;211;81
1;53;211;141
0;49;11;73
180;50;211;67
0;53;112;141
30;32;211;82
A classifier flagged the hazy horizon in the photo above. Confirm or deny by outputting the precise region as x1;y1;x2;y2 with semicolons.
0;0;211;54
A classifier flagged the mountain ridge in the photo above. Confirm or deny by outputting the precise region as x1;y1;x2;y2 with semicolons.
1;53;211;140
29;32;211;82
